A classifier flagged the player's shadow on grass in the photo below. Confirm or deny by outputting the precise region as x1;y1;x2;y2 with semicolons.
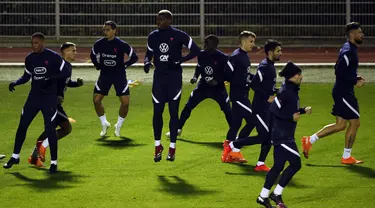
178;138;223;150
96;136;146;149
306;163;375;178
9;170;85;190
225;163;307;188
157;175;216;196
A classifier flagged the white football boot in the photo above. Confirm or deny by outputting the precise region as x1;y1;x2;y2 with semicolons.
114;123;121;137
100;121;111;137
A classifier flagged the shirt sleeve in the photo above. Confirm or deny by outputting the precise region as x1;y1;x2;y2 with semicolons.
144;33;154;64
14;57;32;85
250;65;270;96
50;55;68;80
90;41;101;69
193;56;202;78
224;57;235;82
178;31;200;63
122;41;138;68
272;90;294;121
335;52;357;86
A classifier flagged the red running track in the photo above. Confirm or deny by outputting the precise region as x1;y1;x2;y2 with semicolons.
1;47;374;63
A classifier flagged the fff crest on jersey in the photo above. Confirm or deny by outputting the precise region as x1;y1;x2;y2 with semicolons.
159;43;169;53
204;66;214;75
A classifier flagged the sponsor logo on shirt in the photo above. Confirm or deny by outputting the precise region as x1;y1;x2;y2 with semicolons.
34;76;45;80
205;76;213;82
204;66;213;75
159;55;169;62
159;43;169;53
104;60;116;66
34;67;47;75
102;53;117;59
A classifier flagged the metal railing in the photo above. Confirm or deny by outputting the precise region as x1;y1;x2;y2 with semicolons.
0;0;374;44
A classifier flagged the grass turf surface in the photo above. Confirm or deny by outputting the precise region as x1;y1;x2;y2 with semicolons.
0;68;374;208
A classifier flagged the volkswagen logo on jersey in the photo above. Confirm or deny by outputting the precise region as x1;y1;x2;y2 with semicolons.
159;43;169;53
34;67;47;75
204;66;213;75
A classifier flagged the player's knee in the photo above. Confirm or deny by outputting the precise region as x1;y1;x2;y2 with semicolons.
272;163;285;173
65;123;72;135
292;159;302;172
93;98;102;106
45;126;56;135
221;106;231;113
19;119;29;128
93;94;104;106
232;122;242;130
153;106;164;117
120;102;129;109
169;110;179;119
349;119;360;129
17;123;28;132
355;119;360;128
182;106;193;116
335;122;347;132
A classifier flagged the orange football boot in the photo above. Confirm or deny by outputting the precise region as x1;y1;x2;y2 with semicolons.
253;164;270;172
227;151;248;163
221;141;232;162
38;144;47;162
341;156;363;165
301;136;312;159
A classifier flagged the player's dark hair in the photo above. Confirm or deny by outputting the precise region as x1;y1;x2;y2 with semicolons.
346;22;361;37
239;31;256;42
279;61;302;79
264;39;281;56
158;10;173;20
205;34;219;51
31;32;45;40
60;42;76;53
104;21;117;30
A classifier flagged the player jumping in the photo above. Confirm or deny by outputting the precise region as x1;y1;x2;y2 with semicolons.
165;34;232;138
144;10;200;162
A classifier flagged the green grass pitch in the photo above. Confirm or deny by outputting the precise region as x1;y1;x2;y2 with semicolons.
0;67;374;208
